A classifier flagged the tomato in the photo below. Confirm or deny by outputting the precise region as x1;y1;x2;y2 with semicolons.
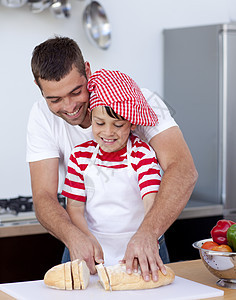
211;244;232;252
202;241;219;250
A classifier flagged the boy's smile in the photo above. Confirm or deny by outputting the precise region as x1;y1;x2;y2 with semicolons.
92;106;136;152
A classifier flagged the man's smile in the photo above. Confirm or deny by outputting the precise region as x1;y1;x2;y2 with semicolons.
66;107;81;117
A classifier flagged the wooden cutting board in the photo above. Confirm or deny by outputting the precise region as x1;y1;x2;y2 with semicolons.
0;275;224;300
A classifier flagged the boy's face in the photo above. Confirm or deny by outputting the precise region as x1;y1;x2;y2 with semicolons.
92;106;136;152
38;63;91;128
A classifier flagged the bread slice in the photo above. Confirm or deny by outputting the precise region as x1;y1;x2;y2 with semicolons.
44;259;90;290
98;263;175;291
79;260;90;289
64;261;73;290
44;263;66;290
71;259;81;289
96;263;111;291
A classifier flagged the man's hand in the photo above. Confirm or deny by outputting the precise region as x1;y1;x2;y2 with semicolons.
68;228;104;274
123;230;166;282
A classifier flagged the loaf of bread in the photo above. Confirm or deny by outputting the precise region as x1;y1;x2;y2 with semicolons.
44;260;175;291
44;259;90;290
96;263;175;291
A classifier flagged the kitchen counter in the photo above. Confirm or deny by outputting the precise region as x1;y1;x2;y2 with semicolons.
179;200;223;220
0;199;223;238
170;260;234;300
0;222;47;238
0;212;47;238
0;259;235;300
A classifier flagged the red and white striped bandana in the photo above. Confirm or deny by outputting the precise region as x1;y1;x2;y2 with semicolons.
87;69;158;126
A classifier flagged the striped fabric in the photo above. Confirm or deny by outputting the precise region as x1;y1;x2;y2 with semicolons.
62;135;161;202
87;69;158;126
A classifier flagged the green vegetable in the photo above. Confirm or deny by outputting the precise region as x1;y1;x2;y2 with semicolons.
227;224;236;252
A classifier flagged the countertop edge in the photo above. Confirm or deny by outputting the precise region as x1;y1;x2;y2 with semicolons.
0;223;47;238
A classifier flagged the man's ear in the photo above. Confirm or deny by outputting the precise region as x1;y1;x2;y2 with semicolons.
131;124;137;131
34;79;38;86
85;61;92;79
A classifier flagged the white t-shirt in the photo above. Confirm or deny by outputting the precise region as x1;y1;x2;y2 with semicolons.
26;88;177;191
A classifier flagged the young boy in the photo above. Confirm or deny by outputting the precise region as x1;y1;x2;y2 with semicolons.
62;69;163;266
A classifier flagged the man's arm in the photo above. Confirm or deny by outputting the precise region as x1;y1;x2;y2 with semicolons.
29;158;102;274
124;126;198;280
149;126;198;236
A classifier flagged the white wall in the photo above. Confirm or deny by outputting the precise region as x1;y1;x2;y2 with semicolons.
0;0;232;197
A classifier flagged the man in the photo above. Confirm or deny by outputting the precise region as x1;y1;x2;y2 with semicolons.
27;36;197;282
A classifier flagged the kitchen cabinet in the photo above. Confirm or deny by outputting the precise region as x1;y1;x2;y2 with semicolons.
165;215;223;262
0;233;64;284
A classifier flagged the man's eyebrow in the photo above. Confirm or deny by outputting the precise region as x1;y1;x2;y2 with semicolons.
45;95;59;100
45;85;83;99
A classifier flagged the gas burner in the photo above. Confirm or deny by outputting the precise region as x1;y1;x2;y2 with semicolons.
0;194;66;215
0;196;33;215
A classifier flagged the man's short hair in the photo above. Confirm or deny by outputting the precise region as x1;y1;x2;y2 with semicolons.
31;36;86;88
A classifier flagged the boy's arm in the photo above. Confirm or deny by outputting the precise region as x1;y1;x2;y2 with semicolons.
66;199;89;234
66;198;104;265
143;192;156;215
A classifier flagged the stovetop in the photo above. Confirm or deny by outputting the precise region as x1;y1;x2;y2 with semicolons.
0;194;66;226
0;196;34;215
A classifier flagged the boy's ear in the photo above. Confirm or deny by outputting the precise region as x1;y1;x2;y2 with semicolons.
131;124;137;131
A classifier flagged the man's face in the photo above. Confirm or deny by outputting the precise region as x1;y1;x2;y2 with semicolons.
39;64;91;128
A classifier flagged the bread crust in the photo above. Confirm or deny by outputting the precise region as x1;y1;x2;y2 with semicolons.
99;263;175;291
44;263;66;290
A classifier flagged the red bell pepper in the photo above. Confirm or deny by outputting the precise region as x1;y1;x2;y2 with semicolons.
210;219;235;245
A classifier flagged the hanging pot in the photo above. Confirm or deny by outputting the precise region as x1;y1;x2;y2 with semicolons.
50;0;71;18
28;0;51;13
83;1;111;50
1;0;27;7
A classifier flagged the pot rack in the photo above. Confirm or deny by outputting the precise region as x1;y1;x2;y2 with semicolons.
1;0;112;49
1;0;83;18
